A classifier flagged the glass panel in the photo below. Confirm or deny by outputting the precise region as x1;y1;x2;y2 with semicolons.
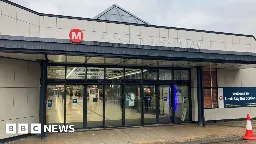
116;8;130;16
105;85;122;127
66;67;86;79
106;14;122;22
125;85;141;126
47;55;66;63
87;67;104;79
46;85;64;125
87;85;104;128
203;68;217;87
121;16;137;23
204;88;218;108
67;56;86;63
159;70;172;80
159;85;171;123
174;70;189;80
143;69;158;80
125;68;142;79
106;68;124;79
174;85;190;122
143;85;156;124
47;66;65;79
66;85;83;128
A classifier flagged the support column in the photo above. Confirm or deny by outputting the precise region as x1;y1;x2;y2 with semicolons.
40;61;47;139
196;66;205;127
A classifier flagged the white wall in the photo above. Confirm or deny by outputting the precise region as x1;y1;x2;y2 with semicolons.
0;58;40;139
0;1;255;53
204;68;256;121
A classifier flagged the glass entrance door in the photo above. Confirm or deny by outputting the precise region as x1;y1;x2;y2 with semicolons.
66;85;84;128
87;85;104;128
46;85;65;125
159;85;171;123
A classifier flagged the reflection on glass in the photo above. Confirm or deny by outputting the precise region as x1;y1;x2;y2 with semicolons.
159;85;171;123
174;70;189;80
143;69;158;80
174;85;189;122
47;66;65;79
105;85;122;127
66;67;86;79
106;68;124;79
143;85;156;124
87;85;104;128
66;85;83;128
46;85;64;125
87;67;104;79
159;70;172;80
125;68;142;79
125;85;141;126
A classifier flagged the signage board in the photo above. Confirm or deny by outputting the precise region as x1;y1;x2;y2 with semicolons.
69;29;84;43
222;87;256;108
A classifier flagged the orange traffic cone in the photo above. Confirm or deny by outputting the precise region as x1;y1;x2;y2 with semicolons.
244;114;256;140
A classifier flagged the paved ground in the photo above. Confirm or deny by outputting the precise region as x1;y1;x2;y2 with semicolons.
5;120;256;144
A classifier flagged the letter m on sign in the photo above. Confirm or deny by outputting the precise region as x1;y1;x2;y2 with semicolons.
69;29;84;43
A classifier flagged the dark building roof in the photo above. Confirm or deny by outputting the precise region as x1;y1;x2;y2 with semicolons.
93;4;150;25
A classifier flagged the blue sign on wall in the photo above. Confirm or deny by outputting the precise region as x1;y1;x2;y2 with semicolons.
223;87;256;108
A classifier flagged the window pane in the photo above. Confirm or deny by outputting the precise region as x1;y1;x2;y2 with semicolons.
159;70;172;80
47;66;65;79
87;67;104;79
46;85;64;125
203;68;217;87
125;85;141;126
143;85;156;124
106;68;124;79
66;67;86;79
174;70;189;80
204;88;212;108
125;68;142;79
105;85;122;127
212;88;218;108
143;69;158;80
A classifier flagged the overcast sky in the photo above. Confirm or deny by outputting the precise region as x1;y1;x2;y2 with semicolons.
11;0;256;36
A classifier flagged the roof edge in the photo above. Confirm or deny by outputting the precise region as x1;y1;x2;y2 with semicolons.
1;0;256;41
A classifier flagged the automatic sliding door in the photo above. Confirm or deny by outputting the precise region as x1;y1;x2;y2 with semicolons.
125;85;141;126
65;85;84;128
105;84;122;127
143;85;156;124
46;85;64;125
159;85;171;123
87;85;104;128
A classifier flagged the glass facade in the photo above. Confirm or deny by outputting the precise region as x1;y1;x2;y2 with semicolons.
46;66;191;128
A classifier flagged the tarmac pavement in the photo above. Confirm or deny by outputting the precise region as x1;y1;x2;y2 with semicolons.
5;120;256;144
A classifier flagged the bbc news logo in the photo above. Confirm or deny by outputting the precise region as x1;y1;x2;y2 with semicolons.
6;123;75;134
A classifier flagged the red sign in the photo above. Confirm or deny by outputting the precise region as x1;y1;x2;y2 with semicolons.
69;29;84;43
219;96;223;100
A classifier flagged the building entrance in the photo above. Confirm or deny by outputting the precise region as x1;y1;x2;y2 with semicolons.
45;65;192;129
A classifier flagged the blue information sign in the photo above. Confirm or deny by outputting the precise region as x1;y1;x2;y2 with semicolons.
223;87;256;108
72;99;77;103
47;100;52;107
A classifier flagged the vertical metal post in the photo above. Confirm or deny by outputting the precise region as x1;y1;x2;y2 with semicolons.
171;69;175;123
64;66;67;126
196;66;205;127
103;68;106;128
140;84;144;126
103;84;106;128
156;85;160;124
122;68;125;126
188;68;192;121
83;85;87;128
171;84;175;123
40;61;47;139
